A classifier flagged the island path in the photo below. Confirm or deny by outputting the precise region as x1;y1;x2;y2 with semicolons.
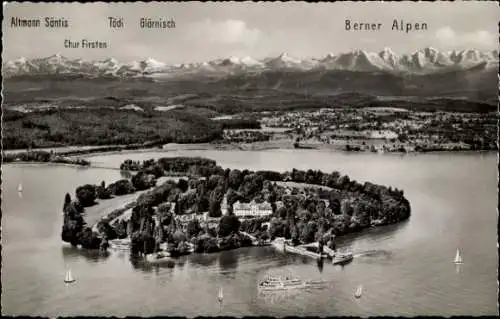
83;176;173;230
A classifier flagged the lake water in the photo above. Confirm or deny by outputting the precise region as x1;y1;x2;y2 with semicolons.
2;150;498;316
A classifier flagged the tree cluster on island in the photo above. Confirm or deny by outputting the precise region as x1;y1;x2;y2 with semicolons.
61;157;411;255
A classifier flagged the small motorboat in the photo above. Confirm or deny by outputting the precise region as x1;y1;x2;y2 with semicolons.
145;251;172;264
64;268;75;284
109;238;131;251
332;252;354;265
303;279;327;289
258;275;310;291
354;284;363;298
454;248;463;264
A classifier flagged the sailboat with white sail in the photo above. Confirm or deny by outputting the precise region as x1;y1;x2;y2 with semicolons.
454;248;463;264
18;183;23;192
64;268;75;283
217;286;224;304
354;284;363;299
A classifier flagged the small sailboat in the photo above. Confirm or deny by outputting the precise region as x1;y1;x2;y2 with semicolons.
64;268;75;284
454;249;463;264
18;183;23;192
217;286;224;304
354;284;363;299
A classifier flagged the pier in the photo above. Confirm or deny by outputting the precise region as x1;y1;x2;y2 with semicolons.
285;244;323;259
239;231;271;246
239;231;257;243
300;242;337;258
270;238;337;260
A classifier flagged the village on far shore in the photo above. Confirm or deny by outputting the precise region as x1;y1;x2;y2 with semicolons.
219;106;496;153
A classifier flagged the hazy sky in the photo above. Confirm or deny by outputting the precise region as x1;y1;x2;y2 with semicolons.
3;2;499;63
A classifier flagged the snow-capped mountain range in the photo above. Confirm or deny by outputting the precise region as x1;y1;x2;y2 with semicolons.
3;48;498;78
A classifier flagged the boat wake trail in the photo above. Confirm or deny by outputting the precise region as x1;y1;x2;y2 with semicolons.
353;249;393;262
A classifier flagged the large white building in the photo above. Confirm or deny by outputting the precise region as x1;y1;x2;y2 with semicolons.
233;200;273;218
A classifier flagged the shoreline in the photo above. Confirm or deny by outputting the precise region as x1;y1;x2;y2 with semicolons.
3;141;494;162
2;161;90;168
3;146;494;174
3;147;493;170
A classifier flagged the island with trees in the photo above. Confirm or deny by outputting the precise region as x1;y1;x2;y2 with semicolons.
61;157;411;259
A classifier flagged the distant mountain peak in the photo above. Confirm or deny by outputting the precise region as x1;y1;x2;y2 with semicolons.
264;52;303;68
143;57;164;65
240;56;262;66
102;57;118;64
3;47;498;79
219;56;241;65
48;53;65;60
423;46;438;52
276;52;301;62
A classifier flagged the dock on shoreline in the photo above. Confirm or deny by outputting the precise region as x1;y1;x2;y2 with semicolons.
271;238;335;260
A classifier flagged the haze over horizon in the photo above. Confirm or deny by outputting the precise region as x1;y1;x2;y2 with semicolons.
3;2;499;63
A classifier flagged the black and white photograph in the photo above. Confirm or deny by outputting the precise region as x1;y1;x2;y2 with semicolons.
1;2;498;317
